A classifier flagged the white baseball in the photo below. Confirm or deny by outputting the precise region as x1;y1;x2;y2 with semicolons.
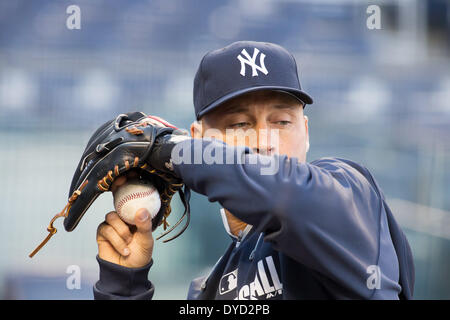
113;178;161;225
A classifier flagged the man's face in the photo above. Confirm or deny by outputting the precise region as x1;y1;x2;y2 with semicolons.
191;90;310;162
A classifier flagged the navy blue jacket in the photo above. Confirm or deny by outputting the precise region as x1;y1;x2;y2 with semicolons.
93;139;415;300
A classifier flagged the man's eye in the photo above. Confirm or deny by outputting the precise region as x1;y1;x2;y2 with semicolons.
230;122;249;128
275;120;291;126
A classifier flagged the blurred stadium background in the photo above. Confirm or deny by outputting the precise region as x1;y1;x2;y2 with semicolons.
0;0;449;299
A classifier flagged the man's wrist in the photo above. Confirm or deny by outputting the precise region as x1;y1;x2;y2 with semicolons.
95;255;153;297
148;131;191;177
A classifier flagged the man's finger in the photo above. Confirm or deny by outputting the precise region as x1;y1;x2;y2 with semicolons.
98;223;130;257
127;170;139;179
111;175;127;193
133;208;153;250
105;211;133;244
110;170;140;193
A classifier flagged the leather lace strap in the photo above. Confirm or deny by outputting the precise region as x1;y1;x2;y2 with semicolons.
156;186;191;243
29;180;88;258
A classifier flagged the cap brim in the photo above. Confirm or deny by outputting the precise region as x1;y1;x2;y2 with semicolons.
197;86;313;120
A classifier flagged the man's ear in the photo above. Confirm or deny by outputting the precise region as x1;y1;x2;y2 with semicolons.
190;120;203;138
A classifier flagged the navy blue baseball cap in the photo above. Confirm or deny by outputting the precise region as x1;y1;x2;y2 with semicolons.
193;41;313;120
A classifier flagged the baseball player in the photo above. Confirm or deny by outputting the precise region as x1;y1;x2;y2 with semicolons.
93;41;415;299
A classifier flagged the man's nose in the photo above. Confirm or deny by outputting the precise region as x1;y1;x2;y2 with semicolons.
252;146;275;156
252;123;277;156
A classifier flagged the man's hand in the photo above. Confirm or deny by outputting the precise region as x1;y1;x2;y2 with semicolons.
96;171;154;268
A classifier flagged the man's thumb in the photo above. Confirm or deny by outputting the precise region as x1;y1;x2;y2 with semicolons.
134;208;153;242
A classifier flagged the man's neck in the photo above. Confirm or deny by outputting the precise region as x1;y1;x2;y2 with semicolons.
224;209;248;237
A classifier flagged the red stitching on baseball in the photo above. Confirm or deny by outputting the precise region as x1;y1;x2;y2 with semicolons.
116;189;155;216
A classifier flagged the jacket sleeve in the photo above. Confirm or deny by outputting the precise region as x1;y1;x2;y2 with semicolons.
93;255;155;300
172;138;401;299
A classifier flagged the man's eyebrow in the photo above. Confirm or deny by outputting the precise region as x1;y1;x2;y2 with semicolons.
273;104;301;110
222;105;249;114
219;103;300;115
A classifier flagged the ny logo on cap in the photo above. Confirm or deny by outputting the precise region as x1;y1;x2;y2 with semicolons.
237;48;269;77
